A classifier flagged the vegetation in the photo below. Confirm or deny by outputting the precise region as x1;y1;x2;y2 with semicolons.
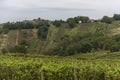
113;14;120;20
37;26;49;40
101;16;112;24
53;20;64;27
0;52;120;80
1;14;120;79
3;20;50;30
1;14;120;56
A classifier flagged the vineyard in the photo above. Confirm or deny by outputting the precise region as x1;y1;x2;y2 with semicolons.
0;52;120;80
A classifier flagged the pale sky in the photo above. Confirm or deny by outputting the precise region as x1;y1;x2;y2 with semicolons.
0;0;120;23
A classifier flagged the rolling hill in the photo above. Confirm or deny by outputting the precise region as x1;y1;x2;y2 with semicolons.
1;21;120;54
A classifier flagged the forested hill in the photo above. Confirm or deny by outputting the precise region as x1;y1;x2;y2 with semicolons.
1;14;120;56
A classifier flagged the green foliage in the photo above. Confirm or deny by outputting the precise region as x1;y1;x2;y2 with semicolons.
113;14;120;20
3;29;9;34
6;45;27;54
35;20;50;28
3;20;50;30
3;22;34;30
80;42;93;53
109;44;120;52
66;16;89;28
1;48;7;54
65;43;79;55
20;40;29;46
0;52;120;80
53;20;64;27
37;26;49;40
101;16;112;24
0;29;9;34
3;16;120;56
74;16;89;23
67;18;76;28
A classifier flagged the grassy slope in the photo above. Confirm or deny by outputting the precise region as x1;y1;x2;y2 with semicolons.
4;21;120;53
7;30;18;46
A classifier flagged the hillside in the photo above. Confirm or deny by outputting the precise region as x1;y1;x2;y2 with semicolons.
1;19;120;80
1;20;120;55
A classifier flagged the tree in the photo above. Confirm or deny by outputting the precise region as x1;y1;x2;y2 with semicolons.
74;16;89;23
109;44;120;52
53;20;64;27
35;21;50;28
113;14;120;20
78;16;89;23
67;18;76;28
37;26;49;40
80;42;93;53
14;45;27;54
101;16;112;24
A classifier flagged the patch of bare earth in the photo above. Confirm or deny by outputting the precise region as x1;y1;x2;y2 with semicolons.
109;28;120;35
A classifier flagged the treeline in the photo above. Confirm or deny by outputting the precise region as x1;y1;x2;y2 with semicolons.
3;16;90;30
3;20;50;30
101;14;120;24
3;14;120;30
52;14;120;28
53;16;89;28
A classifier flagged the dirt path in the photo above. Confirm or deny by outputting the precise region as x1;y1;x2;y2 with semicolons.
16;30;19;45
32;28;38;38
108;28;120;36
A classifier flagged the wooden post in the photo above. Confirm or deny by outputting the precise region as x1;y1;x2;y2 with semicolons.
16;30;19;45
41;70;44;80
74;68;77;80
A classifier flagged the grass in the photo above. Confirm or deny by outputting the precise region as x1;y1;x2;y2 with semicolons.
7;30;18;46
4;21;120;54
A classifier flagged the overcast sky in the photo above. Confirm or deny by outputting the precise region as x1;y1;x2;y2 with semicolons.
0;0;120;23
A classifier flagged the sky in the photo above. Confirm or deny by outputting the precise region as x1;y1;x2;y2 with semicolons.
0;0;120;23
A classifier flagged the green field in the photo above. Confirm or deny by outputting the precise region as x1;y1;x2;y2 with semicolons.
1;52;120;80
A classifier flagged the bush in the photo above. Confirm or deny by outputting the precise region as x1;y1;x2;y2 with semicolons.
37;26;49;40
109;44;120;52
65;43;80;55
5;45;27;54
80;42;93;53
67;18;76;28
53;20;64;27
1;48;7;54
113;14;120;20
101;16;112;24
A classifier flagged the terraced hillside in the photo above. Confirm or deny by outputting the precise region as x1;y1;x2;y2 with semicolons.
6;29;38;46
2;21;120;54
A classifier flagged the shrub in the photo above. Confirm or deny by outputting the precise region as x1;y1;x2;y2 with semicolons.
101;16;112;24
6;45;27;54
1;48;7;54
80;42;93;53
65;43;80;55
109;44;120;52
37;26;49;40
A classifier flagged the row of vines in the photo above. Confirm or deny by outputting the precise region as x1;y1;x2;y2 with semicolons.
0;54;120;80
